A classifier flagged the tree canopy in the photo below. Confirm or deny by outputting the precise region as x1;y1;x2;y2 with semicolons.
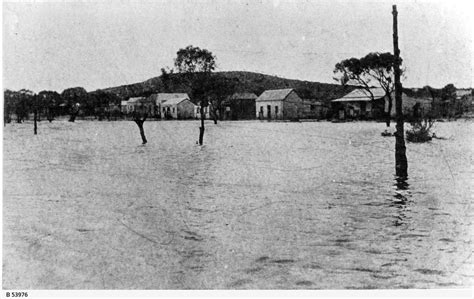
334;52;403;126
334;52;402;98
174;45;216;74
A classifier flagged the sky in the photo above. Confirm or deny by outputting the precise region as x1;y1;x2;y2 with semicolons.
2;0;473;93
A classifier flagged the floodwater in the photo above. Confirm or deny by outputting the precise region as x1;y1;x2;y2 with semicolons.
3;119;473;289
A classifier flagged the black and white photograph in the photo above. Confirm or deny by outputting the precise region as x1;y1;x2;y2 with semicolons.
2;0;472;297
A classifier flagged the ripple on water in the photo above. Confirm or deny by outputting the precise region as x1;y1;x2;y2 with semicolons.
414;269;445;275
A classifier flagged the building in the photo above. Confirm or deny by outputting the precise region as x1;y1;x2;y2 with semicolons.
195;103;210;119
120;100;129;114
123;97;156;116
161;96;195;119
123;97;144;114
331;88;385;119
301;100;329;119
331;87;431;120
455;89;473;113
223;92;258;120
255;89;303;120
148;93;190;118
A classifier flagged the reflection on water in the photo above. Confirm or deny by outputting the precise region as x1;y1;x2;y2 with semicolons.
391;176;410;227
2;120;473;289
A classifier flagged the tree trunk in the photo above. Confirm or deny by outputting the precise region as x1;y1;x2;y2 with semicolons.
33;95;38;135
199;106;205;145
134;114;148;144
213;108;218;124
386;94;393;127
393;5;408;178
47;110;54;122
34;109;38;135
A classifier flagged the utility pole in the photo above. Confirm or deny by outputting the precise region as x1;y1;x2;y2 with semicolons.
392;5;408;178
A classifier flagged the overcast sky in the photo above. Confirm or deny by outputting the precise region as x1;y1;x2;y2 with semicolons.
3;0;473;93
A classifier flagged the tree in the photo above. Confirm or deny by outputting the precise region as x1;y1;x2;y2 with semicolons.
89;90;122;121
4;89;15;125
61;87;88;122
38;90;61;122
205;75;237;124
174;45;216;73
334;52;403;127
160;67;174;93
132;109;148;144
440;84;457;119
174;45;216;145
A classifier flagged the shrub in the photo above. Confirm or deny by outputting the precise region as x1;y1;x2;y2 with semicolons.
406;117;435;142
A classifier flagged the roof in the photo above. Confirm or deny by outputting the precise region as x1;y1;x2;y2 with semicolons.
162;97;191;106
303;99;324;105
127;97;146;103
229;92;258;100
332;88;386;102
154;93;189;103
456;89;472;98
256;89;295;102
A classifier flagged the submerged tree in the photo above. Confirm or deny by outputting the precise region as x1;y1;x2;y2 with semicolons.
38;90;61;122
61;87;88;122
174;45;216;145
132;109;148;144
15;89;34;123
4;89;15;125
205;75;237;124
440;83;457;119
334;52;403;127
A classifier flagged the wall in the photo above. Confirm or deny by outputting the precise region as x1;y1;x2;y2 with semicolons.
282;91;303;119
162;104;177;118
256;100;283;120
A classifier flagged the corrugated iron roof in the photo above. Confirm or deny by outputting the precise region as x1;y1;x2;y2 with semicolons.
229;92;258;100
332;88;386;102
162;97;191;106
256;89;294;102
456;89;472;98
155;93;189;103
127;97;146;103
302;99;324;105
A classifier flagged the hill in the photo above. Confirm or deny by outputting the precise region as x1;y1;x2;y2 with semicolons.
99;71;355;105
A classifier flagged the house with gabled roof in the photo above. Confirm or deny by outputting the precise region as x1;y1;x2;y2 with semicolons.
161;96;195;119
123;97;155;116
255;88;303;120
332;87;431;120
146;93;191;119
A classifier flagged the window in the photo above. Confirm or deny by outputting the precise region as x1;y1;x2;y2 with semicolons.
275;106;279;115
173;108;175;113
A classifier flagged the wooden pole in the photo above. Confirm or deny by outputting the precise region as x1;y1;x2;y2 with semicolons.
392;5;408;177
33;94;38;135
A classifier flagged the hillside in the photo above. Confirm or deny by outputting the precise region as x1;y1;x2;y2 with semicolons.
99;71;355;105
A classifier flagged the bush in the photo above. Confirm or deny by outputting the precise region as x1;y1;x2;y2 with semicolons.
406;117;435;142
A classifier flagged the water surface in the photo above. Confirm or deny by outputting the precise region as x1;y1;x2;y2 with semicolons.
3;120;473;289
